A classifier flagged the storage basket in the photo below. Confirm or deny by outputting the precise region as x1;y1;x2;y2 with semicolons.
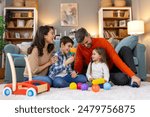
114;0;126;7
100;0;113;7
25;0;38;9
13;0;24;7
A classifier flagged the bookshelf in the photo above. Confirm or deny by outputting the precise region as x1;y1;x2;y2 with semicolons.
98;7;132;40
4;7;38;44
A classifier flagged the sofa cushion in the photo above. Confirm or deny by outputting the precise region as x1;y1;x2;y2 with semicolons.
4;44;20;54
14;57;26;67
133;57;138;66
115;36;138;53
108;38;119;48
17;42;31;55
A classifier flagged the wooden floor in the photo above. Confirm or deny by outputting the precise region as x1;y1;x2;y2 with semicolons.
147;77;150;82
0;79;4;83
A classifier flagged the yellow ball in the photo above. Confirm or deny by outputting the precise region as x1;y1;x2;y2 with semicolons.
69;82;77;90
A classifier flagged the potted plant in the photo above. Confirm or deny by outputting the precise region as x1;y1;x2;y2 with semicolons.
0;16;6;79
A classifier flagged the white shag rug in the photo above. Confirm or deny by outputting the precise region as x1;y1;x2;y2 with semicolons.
0;82;150;100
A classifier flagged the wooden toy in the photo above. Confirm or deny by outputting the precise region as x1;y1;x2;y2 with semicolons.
3;53;50;97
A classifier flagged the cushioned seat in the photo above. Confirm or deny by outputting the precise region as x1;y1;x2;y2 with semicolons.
133;57;138;66
14;57;25;67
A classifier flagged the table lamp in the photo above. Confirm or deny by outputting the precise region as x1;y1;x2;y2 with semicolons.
127;20;144;35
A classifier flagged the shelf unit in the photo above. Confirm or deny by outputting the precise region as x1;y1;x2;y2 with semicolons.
4;7;38;44
98;7;132;40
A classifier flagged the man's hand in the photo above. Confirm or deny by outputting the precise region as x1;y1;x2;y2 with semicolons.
131;75;141;86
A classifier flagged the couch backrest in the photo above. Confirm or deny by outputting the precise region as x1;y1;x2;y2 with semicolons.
4;44;20;54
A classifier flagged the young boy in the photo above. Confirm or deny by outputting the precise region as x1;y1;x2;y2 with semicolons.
48;36;87;88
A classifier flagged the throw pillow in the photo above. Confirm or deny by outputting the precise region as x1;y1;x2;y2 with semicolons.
108;38;119;48
115;36;138;53
17;42;32;55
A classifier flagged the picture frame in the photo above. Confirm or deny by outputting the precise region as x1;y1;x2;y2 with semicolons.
119;20;126;27
15;32;20;38
17;19;25;27
60;3;78;26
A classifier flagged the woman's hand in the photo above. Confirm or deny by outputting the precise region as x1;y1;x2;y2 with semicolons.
71;71;78;78
49;56;58;65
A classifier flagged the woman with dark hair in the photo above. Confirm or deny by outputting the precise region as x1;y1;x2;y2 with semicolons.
24;25;57;86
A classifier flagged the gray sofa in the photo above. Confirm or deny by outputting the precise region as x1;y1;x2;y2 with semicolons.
3;39;146;83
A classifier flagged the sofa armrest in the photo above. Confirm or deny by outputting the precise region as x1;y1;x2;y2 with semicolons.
4;44;20;54
4;44;25;83
133;43;146;80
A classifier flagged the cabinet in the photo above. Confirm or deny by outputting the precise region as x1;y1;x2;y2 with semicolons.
4;7;38;44
98;7;132;40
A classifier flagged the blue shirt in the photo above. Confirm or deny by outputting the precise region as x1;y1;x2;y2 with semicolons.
48;49;72;79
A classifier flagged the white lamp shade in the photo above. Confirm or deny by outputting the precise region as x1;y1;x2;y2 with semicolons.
127;20;144;35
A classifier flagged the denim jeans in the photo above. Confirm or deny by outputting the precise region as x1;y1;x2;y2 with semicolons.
24;76;52;86
53;74;87;88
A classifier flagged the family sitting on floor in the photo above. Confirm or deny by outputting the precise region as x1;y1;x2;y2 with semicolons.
23;25;141;88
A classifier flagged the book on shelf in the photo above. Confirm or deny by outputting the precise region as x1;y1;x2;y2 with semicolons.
124;11;129;18
104;30;117;39
25;20;33;27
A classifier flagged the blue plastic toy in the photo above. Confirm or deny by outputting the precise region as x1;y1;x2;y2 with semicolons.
103;82;111;90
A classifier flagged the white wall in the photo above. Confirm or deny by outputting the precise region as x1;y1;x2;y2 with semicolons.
38;0;100;36
132;0;150;74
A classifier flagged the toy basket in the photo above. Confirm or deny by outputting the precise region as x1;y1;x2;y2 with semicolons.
114;0;126;7
100;0;112;7
13;0;24;7
25;0;38;9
